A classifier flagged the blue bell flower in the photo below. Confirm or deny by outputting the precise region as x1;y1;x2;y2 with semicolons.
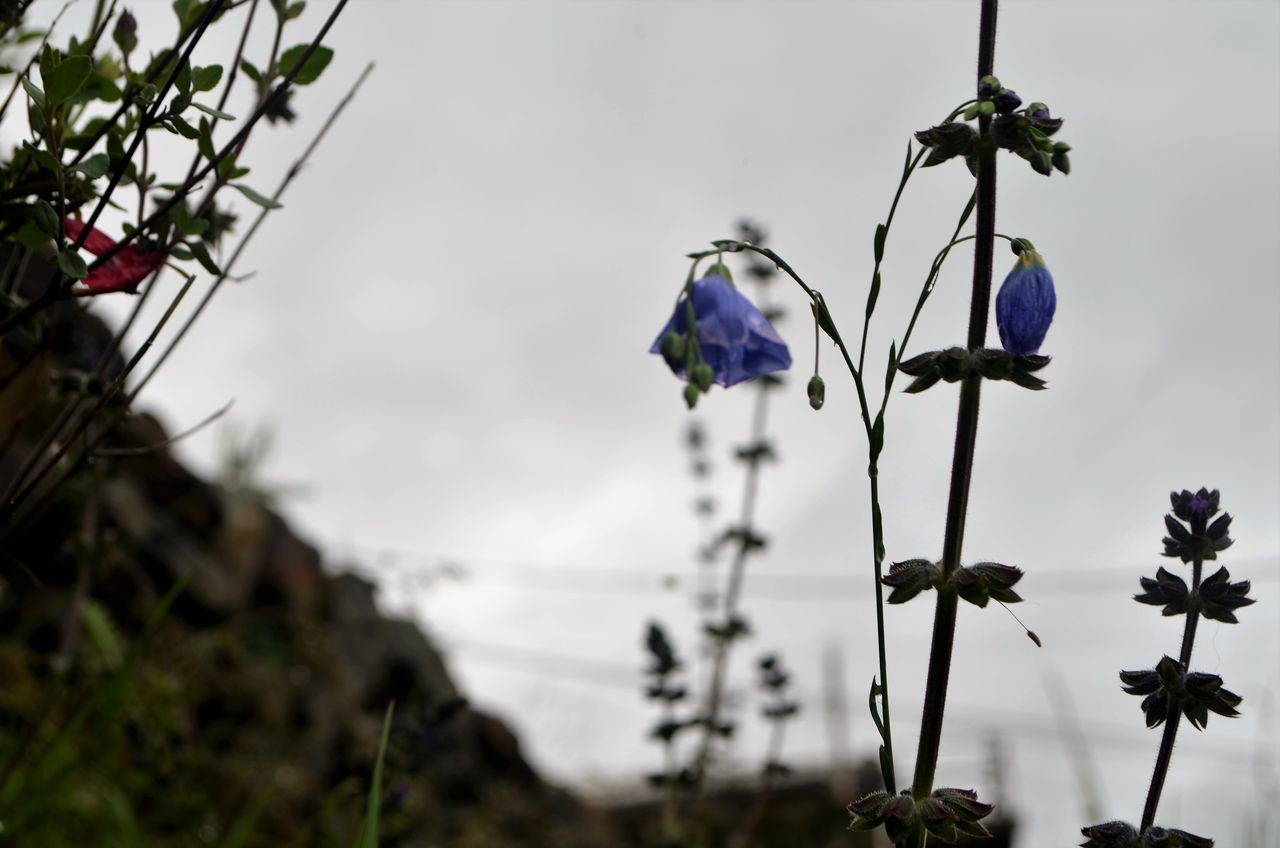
995;250;1056;355
651;274;791;387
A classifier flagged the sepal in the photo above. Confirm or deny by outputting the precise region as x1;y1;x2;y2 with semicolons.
1080;821;1214;848
1197;566;1255;624
952;562;1024;608
1120;656;1241;729
881;558;940;604
897;347;1051;393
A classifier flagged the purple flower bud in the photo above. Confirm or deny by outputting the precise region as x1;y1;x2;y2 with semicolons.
995;250;1056;356
651;274;791;387
992;89;1022;113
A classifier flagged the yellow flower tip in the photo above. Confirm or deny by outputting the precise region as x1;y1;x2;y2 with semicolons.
1018;249;1046;270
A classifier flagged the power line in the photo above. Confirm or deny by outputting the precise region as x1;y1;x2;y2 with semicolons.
333;543;1279;603
442;639;1276;767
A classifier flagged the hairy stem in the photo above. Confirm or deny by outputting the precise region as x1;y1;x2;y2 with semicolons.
911;0;999;804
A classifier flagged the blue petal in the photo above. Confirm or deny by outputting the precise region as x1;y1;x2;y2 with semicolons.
650;274;791;386
995;252;1056;355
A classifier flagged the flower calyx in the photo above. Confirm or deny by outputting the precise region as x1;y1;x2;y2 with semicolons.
989;98;1070;177
882;559;1023;607
914;122;978;168
1170;488;1219;528
848;787;994;844
702;613;751;643
914;76;1070;176
1196;566;1255;623
1119;656;1241;730
1135;566;1254;623
897;346;1050;393
1080;820;1214;848
1161;505;1232;563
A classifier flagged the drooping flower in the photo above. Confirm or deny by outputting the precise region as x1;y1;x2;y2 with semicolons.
650;274;791;387
995;249;1056;355
62;217;166;293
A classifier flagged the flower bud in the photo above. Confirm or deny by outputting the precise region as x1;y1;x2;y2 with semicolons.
659;332;685;362
683;383;700;409
691;363;715;392
995;250;1056;356
993;89;1022;113
806;375;825;410
114;9;138;56
977;74;1003;98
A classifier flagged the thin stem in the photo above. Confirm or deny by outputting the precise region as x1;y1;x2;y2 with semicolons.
132;60;375;396
0;275;195;524
857;147;925;376
0;0;350;337
688;383;770;789
1141;553;1205;830
1;63;373;537
911;0;999;804
1178;556;1204;669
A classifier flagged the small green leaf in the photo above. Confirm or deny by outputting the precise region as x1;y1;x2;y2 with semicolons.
23;141;61;174
173;0;206;29
811;294;843;347
32;200;59;237
191;101;234;120
42;55;91;104
189;240;221;275
169;116;201;139
175;59;192;95
80;600;124;668
70;71;123;105
873;223;886;263
239;59;262;84
277;44;333;86
867;678;886;737
168;243;194;260
57;249;89;280
285;1;306;19
13;221;52;249
72;152;110;179
869;410;885;460
191;64;223;92
136;83;157;105
27;98;46;134
21;76;45;109
197;118;215;160
884;341;897;393
865;271;880;319
230;183;282;209
356;703;395;848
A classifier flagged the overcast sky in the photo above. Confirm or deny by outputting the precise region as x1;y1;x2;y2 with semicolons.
43;1;1280;845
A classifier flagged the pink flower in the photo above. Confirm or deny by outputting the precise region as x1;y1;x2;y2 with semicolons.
62;217;166;293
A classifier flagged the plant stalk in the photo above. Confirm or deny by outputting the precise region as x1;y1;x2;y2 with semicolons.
1140;553;1205;830
910;0;999;803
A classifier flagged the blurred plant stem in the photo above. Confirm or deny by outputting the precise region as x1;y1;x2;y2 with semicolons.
910;0;1000;813
688;318;773;793
1140;551;1204;830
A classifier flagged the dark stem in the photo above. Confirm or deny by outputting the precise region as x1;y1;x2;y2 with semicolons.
1178;556;1204;669
1141;554;1204;830
910;0;999;802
